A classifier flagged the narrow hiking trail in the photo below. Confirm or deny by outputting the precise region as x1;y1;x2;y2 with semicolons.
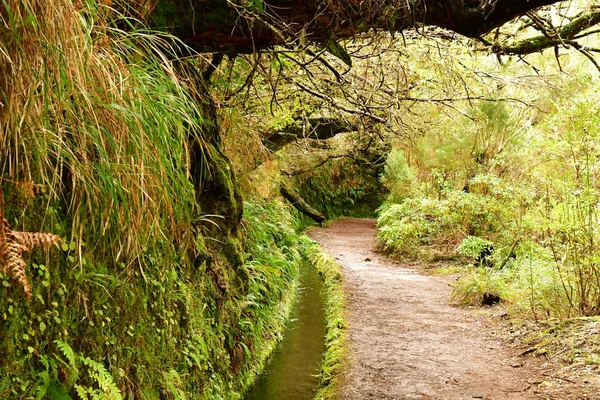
308;218;590;400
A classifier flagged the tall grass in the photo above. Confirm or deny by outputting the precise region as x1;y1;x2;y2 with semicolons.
1;0;205;260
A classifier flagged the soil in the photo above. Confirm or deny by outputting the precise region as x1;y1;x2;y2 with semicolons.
308;218;598;400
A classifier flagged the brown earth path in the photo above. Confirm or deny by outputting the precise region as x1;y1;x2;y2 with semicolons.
308;218;590;400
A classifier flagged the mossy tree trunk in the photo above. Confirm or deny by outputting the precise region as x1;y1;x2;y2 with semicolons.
177;59;243;242
280;184;327;224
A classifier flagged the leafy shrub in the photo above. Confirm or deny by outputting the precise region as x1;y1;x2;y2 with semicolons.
451;267;508;306
456;235;495;267
506;250;575;319
377;190;503;259
377;199;451;257
456;236;494;258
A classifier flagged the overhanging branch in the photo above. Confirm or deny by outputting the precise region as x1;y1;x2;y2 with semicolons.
150;0;564;54
492;10;600;55
262;117;358;152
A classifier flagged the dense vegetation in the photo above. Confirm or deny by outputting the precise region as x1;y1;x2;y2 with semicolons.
0;1;310;397
377;45;600;318
2;0;600;398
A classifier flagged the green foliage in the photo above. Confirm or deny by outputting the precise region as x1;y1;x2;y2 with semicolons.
504;249;574;319
53;340;123;400
377;190;504;259
456;236;494;259
531;99;600;316
377;51;600;320
0;196;304;398
292;157;384;223
0;0;312;397
451;267;508;306
31;340;121;400
381;149;417;203
377;200;440;257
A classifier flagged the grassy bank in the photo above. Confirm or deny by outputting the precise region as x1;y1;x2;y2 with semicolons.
302;238;348;400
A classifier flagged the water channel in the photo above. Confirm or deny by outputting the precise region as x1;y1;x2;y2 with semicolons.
246;260;326;400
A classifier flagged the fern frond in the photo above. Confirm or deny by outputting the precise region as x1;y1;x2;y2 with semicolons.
12;231;61;252
6;240;30;297
55;340;78;368
74;384;90;400
0;186;60;297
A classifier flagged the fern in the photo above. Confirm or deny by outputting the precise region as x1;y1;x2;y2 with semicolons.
0;185;61;298
74;385;90;400
80;358;122;400
35;355;73;400
54;340;122;400
35;369;51;400
54;340;78;370
46;382;72;400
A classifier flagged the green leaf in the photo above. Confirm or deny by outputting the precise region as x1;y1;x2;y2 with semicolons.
327;39;352;68
46;380;72;400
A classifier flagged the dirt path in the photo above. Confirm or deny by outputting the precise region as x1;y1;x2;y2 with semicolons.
308;218;588;400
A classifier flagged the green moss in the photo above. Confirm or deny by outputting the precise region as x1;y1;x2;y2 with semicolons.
0;199;303;399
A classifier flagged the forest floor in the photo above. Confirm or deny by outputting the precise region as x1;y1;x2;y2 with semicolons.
308;218;599;400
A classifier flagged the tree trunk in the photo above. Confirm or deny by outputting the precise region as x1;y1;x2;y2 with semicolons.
280;184;326;224
150;0;562;54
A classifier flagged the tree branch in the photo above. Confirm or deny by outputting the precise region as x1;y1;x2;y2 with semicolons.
491;10;600;55
150;0;563;54
280;184;326;224
262;117;358;152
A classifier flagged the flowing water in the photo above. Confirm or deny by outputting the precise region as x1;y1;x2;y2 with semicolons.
246;260;326;400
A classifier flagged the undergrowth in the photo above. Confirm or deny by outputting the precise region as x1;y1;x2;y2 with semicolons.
292;157;384;224
0;195;304;398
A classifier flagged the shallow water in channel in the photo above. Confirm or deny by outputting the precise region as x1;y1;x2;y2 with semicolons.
245;261;326;400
